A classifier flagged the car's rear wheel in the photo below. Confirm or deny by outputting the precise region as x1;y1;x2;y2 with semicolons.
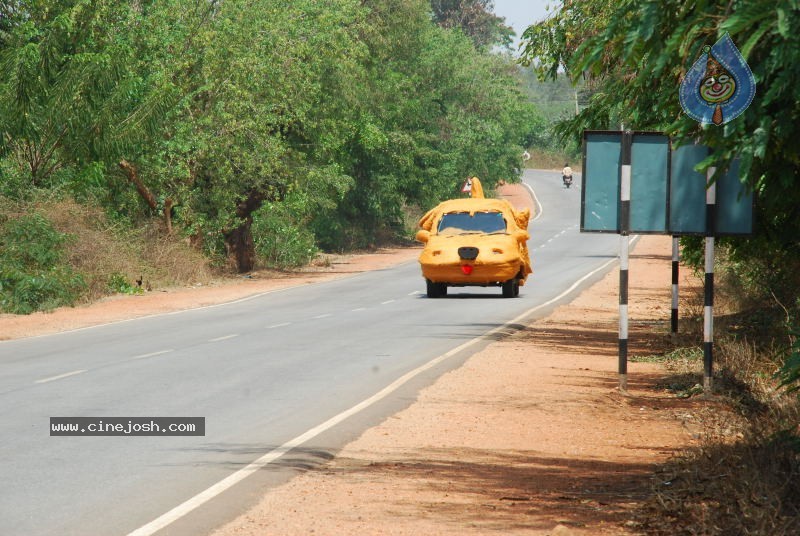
426;280;447;298
502;278;518;298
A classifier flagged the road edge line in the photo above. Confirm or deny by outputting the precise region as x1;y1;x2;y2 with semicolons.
522;180;544;222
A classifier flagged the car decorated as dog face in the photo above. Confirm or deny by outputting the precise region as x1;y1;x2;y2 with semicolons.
415;178;532;298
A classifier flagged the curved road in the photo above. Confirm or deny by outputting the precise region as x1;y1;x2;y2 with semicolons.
0;169;619;535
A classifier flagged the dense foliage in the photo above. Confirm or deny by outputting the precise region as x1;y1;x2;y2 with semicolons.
520;0;800;385
0;0;538;282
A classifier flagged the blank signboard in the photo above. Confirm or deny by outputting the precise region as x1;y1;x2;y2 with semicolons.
669;144;708;234
581;132;621;232
584;133;753;236
630;133;670;233
670;145;753;236
582;131;670;234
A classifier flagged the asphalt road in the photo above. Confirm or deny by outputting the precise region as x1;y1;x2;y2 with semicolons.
0;169;620;535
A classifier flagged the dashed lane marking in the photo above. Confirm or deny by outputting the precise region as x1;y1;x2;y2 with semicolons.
208;334;239;342
132;350;173;360
35;369;87;384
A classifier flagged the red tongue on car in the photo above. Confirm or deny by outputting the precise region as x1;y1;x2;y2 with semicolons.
461;264;473;275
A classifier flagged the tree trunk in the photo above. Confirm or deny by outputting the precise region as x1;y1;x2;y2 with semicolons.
163;197;173;234
224;220;257;273
224;188;265;273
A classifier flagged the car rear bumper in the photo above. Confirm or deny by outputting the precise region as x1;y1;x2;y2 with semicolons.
420;260;524;285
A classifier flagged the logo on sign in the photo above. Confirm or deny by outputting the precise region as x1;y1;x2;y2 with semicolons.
679;33;755;126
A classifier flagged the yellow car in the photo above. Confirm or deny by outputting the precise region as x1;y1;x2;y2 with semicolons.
415;178;532;298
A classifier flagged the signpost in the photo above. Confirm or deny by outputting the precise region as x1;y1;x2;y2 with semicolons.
582;130;754;392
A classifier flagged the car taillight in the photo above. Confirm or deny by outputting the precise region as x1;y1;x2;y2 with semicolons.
461;264;473;275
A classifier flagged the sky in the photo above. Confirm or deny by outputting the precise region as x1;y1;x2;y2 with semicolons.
491;0;557;53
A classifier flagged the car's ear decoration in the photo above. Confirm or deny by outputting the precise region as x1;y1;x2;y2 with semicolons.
514;207;530;229
461;176;485;198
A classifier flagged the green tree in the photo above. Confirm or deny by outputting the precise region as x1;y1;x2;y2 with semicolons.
520;0;800;406
520;0;800;298
430;0;514;50
314;0;538;249
171;0;363;271
0;0;541;276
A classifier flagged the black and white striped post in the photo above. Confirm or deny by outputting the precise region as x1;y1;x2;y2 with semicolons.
704;167;717;392
671;237;680;336
618;130;633;391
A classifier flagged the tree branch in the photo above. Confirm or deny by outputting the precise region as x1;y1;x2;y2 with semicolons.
119;159;158;211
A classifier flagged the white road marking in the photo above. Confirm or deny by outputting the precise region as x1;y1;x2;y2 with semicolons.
127;255;620;536
408;291;420;296
313;313;332;319
35;369;87;384
132;350;173;360
267;322;291;329
521;181;543;221
381;300;395;305
351;308;367;312
208;334;239;342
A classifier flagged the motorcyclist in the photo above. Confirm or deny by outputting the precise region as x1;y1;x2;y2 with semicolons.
562;163;573;188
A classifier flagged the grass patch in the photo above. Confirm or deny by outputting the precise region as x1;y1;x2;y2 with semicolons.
44;197;213;301
525;147;581;171
638;404;800;535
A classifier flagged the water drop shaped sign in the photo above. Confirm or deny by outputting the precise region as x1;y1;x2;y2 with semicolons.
679;33;756;126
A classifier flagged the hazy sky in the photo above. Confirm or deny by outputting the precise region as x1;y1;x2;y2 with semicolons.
492;0;558;52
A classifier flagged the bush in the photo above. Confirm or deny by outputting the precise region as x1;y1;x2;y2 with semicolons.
0;212;86;314
107;272;143;295
252;203;318;269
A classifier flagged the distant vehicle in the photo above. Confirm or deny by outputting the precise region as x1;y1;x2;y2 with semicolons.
562;163;573;188
415;178;532;298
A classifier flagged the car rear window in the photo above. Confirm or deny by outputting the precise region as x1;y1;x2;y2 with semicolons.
437;211;506;235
